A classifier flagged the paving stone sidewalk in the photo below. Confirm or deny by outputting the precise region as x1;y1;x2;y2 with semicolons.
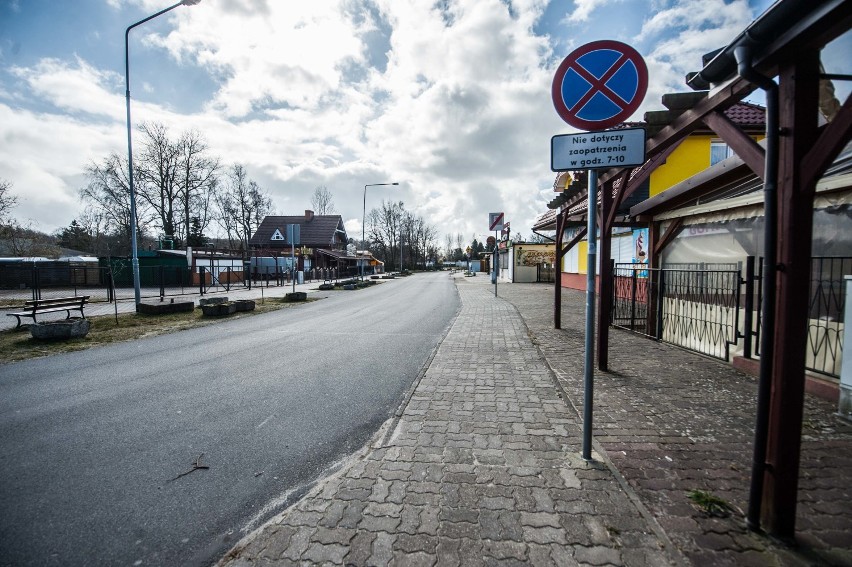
498;280;852;567
219;276;677;566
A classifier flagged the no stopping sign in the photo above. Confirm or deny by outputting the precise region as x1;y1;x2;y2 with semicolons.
552;40;648;131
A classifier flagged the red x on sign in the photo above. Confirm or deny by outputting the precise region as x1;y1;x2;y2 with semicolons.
552;40;648;131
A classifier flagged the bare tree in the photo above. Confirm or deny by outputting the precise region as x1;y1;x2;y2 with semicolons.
310;186;336;215
135;122;182;243
367;201;437;271
79;124;220;252
402;213;435;269
133;123;221;247
367;200;405;270
213;189;239;249
0;221;61;257
178;129;219;245
416;220;438;267
214;164;272;251
80;153;153;252
0;178;17;223
0;183;59;258
76;210;118;256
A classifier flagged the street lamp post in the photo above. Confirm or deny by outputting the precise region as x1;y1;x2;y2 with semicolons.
362;182;398;279
125;0;201;306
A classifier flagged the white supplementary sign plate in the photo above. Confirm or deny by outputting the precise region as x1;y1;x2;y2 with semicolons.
551;127;646;171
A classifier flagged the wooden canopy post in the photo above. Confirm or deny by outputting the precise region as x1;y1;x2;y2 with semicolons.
762;50;852;539
762;52;829;539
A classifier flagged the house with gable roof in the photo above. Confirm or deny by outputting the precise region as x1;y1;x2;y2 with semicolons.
248;210;377;277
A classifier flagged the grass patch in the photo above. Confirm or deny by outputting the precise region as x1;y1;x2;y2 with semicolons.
0;297;316;364
687;489;737;517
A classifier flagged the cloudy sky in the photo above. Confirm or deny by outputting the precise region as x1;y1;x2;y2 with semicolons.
0;0;779;245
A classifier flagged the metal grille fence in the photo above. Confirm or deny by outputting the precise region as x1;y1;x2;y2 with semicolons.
614;256;847;377
0;262;344;307
612;265;651;336
612;263;742;360
0;262;348;306
805;257;849;377
754;256;852;378
660;267;742;360
754;256;849;378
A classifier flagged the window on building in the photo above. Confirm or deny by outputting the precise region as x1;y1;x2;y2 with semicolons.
710;141;735;165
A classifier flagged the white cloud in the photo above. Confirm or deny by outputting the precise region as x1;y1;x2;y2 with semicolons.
145;1;369;118
10;57;124;118
0;103;121;230
0;0;769;243
637;0;751;42
636;0;754;116
567;0;622;23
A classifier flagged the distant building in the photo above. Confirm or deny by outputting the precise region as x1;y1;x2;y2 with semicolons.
249;210;378;277
496;242;557;283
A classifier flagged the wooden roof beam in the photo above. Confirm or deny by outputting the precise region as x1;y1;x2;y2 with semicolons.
802;90;852;187
702;110;766;179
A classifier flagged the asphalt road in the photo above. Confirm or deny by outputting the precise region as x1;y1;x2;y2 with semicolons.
0;272;459;566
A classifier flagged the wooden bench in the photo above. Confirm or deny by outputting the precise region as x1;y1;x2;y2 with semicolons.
6;296;90;328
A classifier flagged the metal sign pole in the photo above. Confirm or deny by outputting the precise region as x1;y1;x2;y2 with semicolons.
551;39;647;463
494;230;498;296
582;168;598;461
488;212;504;296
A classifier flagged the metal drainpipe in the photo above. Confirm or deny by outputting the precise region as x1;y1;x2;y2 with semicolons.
734;44;778;532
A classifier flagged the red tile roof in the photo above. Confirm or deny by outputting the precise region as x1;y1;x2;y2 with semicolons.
724;101;765;126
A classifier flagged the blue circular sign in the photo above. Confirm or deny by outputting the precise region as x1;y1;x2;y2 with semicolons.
552;40;648;130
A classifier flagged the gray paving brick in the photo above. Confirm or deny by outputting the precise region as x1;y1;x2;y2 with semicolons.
258;525;295;560
482;540;527;561
360;512;402;532
301;541;347;564
390;550;437;567
365;501;402;518
398;504;422;534
395;533;439;554
335;500;366;530
522;526;568;545
344;530;376;566
520;512;561;528
435;538;462;567
280;526;313;561
369;532;396;566
572;545;622;566
311;525;355;546
438;520;479;540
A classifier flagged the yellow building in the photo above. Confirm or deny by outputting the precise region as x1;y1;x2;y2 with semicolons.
648;103;765;196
